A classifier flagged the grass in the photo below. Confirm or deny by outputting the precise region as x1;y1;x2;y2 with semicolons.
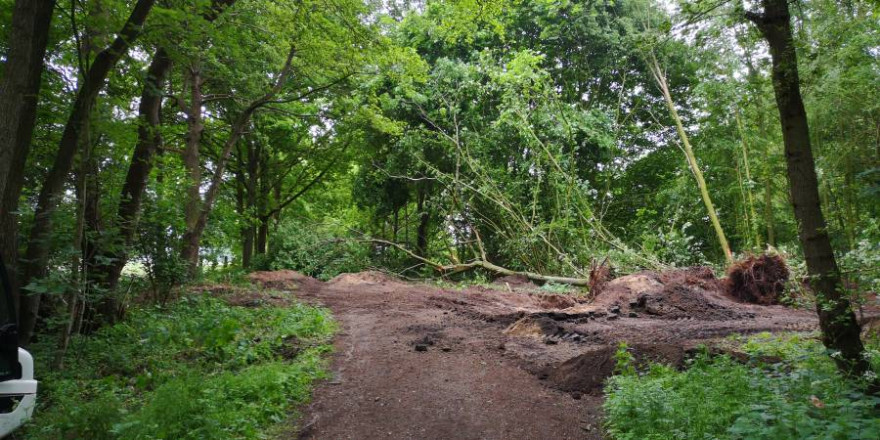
22;293;335;440
604;333;880;440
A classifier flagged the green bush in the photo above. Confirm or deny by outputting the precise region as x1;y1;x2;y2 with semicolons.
258;220;372;280
604;334;880;440
24;295;335;440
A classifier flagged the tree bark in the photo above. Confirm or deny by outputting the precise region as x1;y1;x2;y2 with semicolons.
19;0;156;345
747;0;870;378
0;0;55;200
0;0;56;315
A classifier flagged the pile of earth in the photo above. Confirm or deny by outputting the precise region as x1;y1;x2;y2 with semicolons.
248;269;321;290
327;270;402;287
557;266;757;321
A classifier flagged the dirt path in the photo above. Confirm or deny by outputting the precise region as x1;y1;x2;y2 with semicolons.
251;269;819;440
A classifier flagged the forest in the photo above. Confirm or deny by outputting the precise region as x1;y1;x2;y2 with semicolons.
1;0;879;438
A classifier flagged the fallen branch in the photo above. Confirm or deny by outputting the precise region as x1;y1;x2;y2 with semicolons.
367;239;590;287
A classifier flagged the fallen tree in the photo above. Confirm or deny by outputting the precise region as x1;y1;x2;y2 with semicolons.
367;238;591;286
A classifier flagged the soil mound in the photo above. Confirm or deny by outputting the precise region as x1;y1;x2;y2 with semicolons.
584;267;747;320
248;269;319;290
725;254;789;305
328;270;401;287
532;293;577;310
544;343;687;394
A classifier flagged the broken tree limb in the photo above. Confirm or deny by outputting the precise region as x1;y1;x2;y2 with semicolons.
366;239;591;287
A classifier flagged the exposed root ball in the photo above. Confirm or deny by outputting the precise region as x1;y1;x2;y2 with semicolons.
588;260;614;296
725;254;789;305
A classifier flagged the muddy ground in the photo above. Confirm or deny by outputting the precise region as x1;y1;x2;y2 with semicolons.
244;268;823;440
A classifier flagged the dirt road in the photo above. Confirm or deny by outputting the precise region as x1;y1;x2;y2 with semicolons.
252;269;817;440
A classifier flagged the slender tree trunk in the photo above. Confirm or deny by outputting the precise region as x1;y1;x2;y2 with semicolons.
735;108;761;250
272;183;283;235
734;159;752;246
253;140;267;255
83;151;103;311
180;68;206;275
18;0;156;345
747;0;871;378
0;0;56;315
764;173;775;247
647;53;734;265
234;170;254;268
416;188;430;256
842;158;857;250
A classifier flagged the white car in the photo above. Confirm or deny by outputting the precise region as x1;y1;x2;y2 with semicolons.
0;258;37;437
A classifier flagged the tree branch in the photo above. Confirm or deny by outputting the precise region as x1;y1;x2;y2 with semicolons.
366;239;591;286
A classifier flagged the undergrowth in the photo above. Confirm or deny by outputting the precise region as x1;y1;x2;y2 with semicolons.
22;294;335;440
604;333;880;440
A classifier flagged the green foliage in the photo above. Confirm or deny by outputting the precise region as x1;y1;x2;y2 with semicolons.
604;333;880;440
839;219;880;305
258;220;372;280
24;295;335;440
613;342;637;377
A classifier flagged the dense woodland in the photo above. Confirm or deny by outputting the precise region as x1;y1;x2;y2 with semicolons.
1;0;880;437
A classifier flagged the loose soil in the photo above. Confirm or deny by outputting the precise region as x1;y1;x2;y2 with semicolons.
247;267;835;439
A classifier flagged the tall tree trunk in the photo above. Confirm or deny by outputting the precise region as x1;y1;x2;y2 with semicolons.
747;0;871;378
0;0;56;314
18;0;156;345
180;68;206;275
